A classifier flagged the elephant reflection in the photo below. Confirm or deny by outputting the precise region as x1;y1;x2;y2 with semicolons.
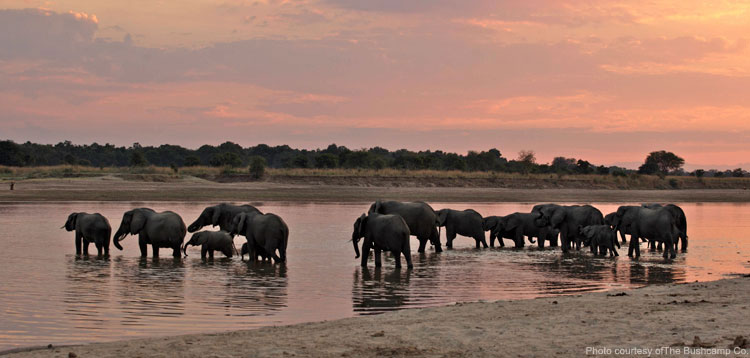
112;257;186;323
63;256;113;326
187;261;288;316
352;267;412;315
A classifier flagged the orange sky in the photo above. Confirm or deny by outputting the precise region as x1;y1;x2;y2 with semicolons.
1;1;749;169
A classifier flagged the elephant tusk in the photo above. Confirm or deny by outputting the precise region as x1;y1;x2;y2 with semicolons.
59;225;66;229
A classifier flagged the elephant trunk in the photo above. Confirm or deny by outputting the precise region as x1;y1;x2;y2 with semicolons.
353;238;361;259
182;243;189;257
113;228;125;250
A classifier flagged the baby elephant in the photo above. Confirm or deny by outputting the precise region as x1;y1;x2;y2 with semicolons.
62;212;112;257
182;230;237;259
579;225;619;257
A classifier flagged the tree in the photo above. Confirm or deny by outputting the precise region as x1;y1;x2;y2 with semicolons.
694;169;705;178
732;168;745;177
314;153;338;168
184;155;201;167
130;151;147;167
551;157;576;173
248;156;266;179
638;150;684;175
576;160;593;174
517;150;536;164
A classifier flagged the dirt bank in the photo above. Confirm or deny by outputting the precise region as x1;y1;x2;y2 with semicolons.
7;276;750;358
1;177;750;203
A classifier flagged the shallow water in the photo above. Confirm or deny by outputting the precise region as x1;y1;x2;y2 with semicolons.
0;202;748;349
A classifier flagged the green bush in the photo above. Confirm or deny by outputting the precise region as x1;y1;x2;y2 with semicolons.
249;156;266;179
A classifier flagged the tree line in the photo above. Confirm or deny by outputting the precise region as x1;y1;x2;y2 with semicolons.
0;140;745;177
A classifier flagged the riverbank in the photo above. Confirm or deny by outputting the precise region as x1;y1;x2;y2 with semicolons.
7;276;750;357
1;176;750;202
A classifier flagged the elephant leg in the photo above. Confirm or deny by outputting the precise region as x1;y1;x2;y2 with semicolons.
681;235;688;252
152;246;159;258
446;230;455;249
209;250;214;260
393;250;401;268
75;233;82;255
138;237;148;257
537;235;545;249
360;241;370;267
430;227;442;253
489;232;496;247
374;248;382;267
479;235;488;248
670;240;677;259
403;248;413;268
172;244;180;258
549;234;558;247
619;230;627;244
560;232;569;253
95;243;103;257
83;240;90;256
417;238;427;253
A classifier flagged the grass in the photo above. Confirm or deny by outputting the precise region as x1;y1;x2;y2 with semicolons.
1;165;749;190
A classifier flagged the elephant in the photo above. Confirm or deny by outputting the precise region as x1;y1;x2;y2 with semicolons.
187;203;262;233
435;209;487;249
612;206;679;259
532;204;604;253
229;212;288;263
605;206;642;244
485;213;558;249
578;225;619;257
368;200;442;253
182;230;237;259
62;212;112;257
642;204;687;251
482;216;518;248
113;208;187;258
352;212;413;268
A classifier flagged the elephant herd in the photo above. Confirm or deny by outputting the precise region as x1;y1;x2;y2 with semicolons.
352;201;688;268
62;201;688;268
62;203;288;263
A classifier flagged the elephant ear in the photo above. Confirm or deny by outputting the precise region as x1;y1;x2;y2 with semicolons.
504;214;521;231
191;232;209;246
236;213;247;235
357;214;368;238
64;213;78;231
372;200;383;214
130;210;147;235
481;217;493;231
210;207;221;226
549;208;565;228
437;210;449;226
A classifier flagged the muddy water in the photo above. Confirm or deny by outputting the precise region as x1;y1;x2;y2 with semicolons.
0;202;748;350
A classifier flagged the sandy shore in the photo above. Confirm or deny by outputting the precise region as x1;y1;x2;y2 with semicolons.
1;177;750;202
6;276;750;357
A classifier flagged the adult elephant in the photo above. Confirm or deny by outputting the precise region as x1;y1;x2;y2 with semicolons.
113;208;187;258
368;201;442;253
188;203;262;233
435;209;487;249
532;204;604;253
482;216;520;248
605;206;641;244
229;212;288;264
642;204;687;251
62;212;112;257
352;212;413;268
487;212;557;249
613;207;679;259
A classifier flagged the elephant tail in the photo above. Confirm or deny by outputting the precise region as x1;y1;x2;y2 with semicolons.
278;225;289;262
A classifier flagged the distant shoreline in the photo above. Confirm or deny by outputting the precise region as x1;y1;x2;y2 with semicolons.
6;276;750;358
1;176;749;203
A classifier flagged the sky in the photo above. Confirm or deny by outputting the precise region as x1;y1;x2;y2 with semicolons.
1;1;749;170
